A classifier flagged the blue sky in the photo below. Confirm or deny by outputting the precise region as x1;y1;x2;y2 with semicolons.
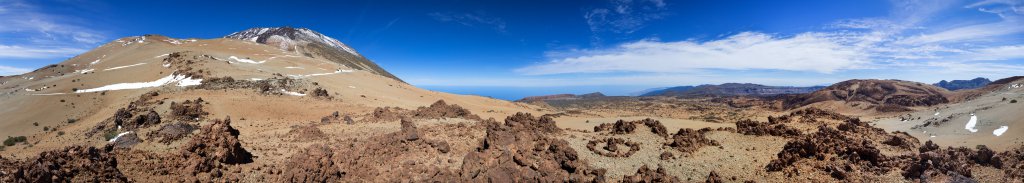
2;0;1023;100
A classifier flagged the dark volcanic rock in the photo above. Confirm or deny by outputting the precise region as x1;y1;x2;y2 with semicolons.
593;118;669;137
279;144;344;182
412;100;481;120
0;146;128;182
621;165;681;183
587;137;641;157
149;122;196;144
736;119;801;137
460;113;606;182
179;117;253;174
667;128;720;154
170;98;208;121
110;132;142;148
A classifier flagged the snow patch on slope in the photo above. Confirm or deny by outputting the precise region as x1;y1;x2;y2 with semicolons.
994;126;1009;136
75;74;202;93
108;131;133;143
280;89;306;96
228;56;265;64
965;114;978;133
104;63;147;71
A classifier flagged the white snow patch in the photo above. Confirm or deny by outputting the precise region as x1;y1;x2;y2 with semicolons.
287;69;351;78
284;66;303;69
994;126;1009;136
348;86;356;89
162;62;171;67
90;59;101;65
280;89;306;96
75;74;202;93
930;135;936;138
104;63;147;71
154;53;169;58
25;88;36;92
177;77;203;87
965;114;979;133
77;69;94;74
934;112;940;116
228;56;265;64
250;78;263;81
108;131;133;143
164;39;182;45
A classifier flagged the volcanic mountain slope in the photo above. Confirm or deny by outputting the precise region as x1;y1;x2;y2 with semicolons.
641;83;824;98
876;76;1024;151
0;31;538;150
225;27;403;82
780;79;953;114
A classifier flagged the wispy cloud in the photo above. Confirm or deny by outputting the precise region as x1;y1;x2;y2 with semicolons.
584;0;667;35
0;0;104;59
517;0;1024;84
429;12;507;33
0;44;86;58
0;65;32;76
517;32;867;75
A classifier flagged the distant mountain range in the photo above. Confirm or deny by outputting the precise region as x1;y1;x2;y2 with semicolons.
516;92;606;102
639;83;825;97
933;77;991;91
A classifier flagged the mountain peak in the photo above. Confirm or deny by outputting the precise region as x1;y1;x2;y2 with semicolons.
225;27;360;56
224;27;403;82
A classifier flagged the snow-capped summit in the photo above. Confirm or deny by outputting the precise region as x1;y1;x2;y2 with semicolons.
225;27;402;82
226;27;360;56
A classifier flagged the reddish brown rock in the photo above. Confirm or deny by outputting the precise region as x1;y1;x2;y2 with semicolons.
587;137;641;157
621;165;680;183
412;100;481;120
0;146;127;182
279;144;344;182
148;122;196;144
667;128;720;154
170;98;208;121
179;116;253;174
736;119;802;137
460;113;605;182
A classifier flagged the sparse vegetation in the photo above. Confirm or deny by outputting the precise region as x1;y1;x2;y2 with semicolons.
103;130;120;141
57;131;65;136
4;136;28;146
67;118;77;123
43;126;49;131
33;122;39;126
1012;99;1018;103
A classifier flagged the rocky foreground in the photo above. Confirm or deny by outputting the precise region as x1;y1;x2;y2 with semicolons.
2;100;1023;182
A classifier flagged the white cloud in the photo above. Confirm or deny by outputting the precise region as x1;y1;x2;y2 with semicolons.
963;45;1024;60
585;0;667;34
0;45;86;58
0;65;32;76
0;1;103;58
517;32;868;75
517;0;1024;86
